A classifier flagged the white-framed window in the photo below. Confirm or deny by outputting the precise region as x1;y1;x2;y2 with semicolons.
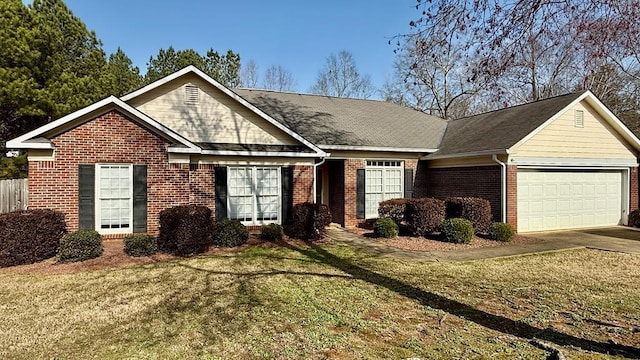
365;160;404;218
228;166;280;225
95;164;133;234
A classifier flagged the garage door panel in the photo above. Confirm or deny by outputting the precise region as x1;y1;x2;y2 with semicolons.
557;199;571;211
518;170;622;232
559;184;571;196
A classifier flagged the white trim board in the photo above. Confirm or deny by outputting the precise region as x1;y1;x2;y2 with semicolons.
510;156;638;167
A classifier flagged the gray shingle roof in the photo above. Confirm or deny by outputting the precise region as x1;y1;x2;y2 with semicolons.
429;91;587;157
234;89;447;150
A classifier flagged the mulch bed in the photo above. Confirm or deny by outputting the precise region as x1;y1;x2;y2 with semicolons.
0;234;315;275
348;227;545;252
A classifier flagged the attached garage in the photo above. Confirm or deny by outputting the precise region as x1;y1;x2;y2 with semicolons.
423;90;640;234
517;169;626;232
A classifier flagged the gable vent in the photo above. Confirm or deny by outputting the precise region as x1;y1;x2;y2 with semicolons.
184;84;199;105
574;109;584;128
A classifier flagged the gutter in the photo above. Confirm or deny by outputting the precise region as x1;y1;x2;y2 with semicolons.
492;154;507;223
312;157;327;204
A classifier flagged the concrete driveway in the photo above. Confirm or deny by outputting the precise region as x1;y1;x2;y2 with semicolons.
529;226;640;255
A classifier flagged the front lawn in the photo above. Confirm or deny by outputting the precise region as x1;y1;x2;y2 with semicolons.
1;243;639;359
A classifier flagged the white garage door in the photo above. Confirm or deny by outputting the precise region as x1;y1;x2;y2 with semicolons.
517;170;623;232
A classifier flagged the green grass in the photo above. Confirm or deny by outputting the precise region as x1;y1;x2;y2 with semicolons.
1;243;639;359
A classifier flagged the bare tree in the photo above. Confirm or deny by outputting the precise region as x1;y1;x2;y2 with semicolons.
383;28;480;119
310;51;375;99
262;65;296;91
405;0;638;106
240;59;259;88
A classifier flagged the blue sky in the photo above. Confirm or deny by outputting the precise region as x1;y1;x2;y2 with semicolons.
56;0;419;94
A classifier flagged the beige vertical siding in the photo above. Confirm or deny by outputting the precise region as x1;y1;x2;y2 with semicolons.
129;74;297;145
515;101;636;159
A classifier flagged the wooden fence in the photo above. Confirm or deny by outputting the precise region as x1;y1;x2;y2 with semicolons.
0;179;28;213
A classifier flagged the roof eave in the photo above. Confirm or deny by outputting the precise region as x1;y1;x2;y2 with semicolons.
423;149;509;160
320;144;438;153
200;149;324;158
6;139;53;150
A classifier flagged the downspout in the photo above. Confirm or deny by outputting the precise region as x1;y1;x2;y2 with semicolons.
313;157;327;204
492;154;507;223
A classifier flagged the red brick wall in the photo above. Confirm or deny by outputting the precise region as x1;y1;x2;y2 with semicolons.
28;110;191;235
292;165;314;204
505;165;518;230
630;167;639;213
421;165;503;224
342;158;418;228
189;164;215;207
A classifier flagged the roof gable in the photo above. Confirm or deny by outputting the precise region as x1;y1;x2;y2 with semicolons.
122;66;326;156
513;99;637;160
6;96;200;153
428;90;640;158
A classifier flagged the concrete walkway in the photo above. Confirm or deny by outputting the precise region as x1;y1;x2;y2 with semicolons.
325;226;640;263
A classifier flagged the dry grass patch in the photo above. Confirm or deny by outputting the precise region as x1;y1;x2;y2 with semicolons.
0;244;638;359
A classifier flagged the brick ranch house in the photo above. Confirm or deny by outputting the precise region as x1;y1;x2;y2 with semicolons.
7;66;640;235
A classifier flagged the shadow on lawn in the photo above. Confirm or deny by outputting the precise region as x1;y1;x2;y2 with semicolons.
279;241;640;358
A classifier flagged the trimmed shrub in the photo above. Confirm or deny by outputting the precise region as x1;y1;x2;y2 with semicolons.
373;218;399;238
260;223;284;241
629;209;640;227
406;197;446;236
488;222;515;242
445;197;492;234
214;218;249;247
378;198;410;225
158;205;214;256
123;234;158;257
57;230;103;263
0;209;67;267
285;203;332;241
441;218;474;244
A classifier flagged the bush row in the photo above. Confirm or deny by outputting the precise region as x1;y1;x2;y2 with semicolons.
157;203;330;256
1;201;331;267
378;196;492;236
